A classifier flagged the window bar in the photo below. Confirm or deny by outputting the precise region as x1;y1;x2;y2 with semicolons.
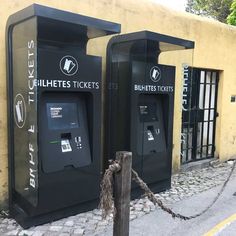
183;69;190;162
206;71;213;158
192;69;200;160
200;71;207;159
181;125;184;163
212;73;219;157
185;91;190;162
196;69;201;160
187;68;194;161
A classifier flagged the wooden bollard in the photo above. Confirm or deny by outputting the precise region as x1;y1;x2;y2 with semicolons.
113;151;132;236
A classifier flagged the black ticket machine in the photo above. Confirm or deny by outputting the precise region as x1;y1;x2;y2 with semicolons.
6;4;120;228
105;31;194;195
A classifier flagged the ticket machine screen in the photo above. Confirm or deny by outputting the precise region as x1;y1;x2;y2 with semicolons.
47;103;79;130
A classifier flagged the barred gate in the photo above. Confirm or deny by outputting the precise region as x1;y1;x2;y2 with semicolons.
181;68;219;164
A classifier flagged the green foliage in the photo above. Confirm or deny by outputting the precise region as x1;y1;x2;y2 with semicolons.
227;0;236;25
186;0;233;23
185;0;196;14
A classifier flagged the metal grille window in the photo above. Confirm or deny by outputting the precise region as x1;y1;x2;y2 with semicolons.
181;68;219;164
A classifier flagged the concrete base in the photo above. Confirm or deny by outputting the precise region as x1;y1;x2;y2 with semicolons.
180;158;218;172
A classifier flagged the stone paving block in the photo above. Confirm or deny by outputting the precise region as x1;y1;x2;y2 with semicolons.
143;206;150;213
18;230;34;235
64;220;74;227
134;205;143;211
58;233;70;236
43;232;59;236
73;228;85;235
82;213;93;219
6;225;17;230
96;220;108;227
49;226;63;231
50;220;63;226
94;226;106;234
34;225;49;231
0;227;7;233
61;226;73;233
6;229;19;235
92;209;102;216
7;219;16;225
2;219;9;224
86;219;98;225
32;231;45;236
83;229;95;235
75;217;87;223
93;215;102;221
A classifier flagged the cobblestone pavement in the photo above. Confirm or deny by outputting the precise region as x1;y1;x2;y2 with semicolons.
1;161;235;236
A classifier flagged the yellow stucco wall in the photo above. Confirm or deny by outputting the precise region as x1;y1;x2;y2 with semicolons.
0;0;236;206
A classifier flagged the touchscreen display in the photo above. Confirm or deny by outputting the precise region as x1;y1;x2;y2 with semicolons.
139;103;158;122
47;103;79;130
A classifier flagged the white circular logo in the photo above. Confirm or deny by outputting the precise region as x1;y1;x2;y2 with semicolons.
60;55;78;76
150;66;161;82
14;93;26;128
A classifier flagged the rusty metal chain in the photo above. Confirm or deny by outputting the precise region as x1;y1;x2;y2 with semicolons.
132;160;236;220
0;210;9;219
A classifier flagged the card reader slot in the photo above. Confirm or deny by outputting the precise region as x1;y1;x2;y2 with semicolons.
61;133;72;139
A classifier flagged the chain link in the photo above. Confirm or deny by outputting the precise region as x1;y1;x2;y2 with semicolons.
0;210;9;219
132;160;236;220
